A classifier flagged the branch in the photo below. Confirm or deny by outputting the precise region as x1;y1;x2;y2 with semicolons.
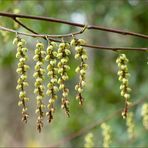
0;11;148;39
13;17;38;34
0;25;147;52
12;17;87;38
52;97;146;147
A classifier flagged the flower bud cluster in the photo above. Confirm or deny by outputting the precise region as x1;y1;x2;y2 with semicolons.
45;42;58;123
101;123;112;148
84;133;94;148
13;37;29;123
33;42;46;132
71;38;88;105
57;42;71;117
141;103;148;130
116;54;131;118
126;112;135;139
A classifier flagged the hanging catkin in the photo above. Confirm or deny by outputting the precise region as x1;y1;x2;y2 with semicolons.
33;42;46;132
57;42;71;117
45;41;59;123
71;38;88;105
116;54;131;118
13;37;30;123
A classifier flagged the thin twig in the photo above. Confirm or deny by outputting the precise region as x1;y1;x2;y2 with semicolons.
0;25;82;38
0;12;148;39
0;25;147;52
13;17;38;34
51;97;146;147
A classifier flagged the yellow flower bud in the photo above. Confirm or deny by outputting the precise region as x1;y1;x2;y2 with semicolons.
70;38;77;46
36;42;44;48
59;84;64;90
75;46;83;52
19;91;26;99
17;42;23;47
18;101;23;106
13;37;19;45
75;53;80;59
78;87;83;93
78;39;86;45
22;47;28;53
33;54;39;61
59;43;65;49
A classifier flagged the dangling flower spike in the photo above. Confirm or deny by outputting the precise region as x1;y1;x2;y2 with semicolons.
101;123;112;148
71;38;88;105
116;54;131;119
13;36;30;123
33;42;46;132
45;41;59;123
126;112;135;139
84;133;94;148
57;41;71;117
141;103;148;130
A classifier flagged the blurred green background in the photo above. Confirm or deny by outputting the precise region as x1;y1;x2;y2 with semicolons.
0;0;147;147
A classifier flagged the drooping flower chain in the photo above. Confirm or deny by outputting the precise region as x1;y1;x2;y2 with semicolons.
57;42;71;117
126;112;135;139
84;133;94;148
71;38;88;105
101;123;112;148
141;103;148;130
33;42;46;132
45;42;58;123
13;37;30;123
116;54;131;118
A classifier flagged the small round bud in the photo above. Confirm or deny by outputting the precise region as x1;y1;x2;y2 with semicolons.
59;84;64;90
13;37;19;45
75;53;80;59
22;48;28;53
78;39;86;45
75;46;82;52
70;39;77;46
59;43;65;49
78;87;83;93
124;94;130;99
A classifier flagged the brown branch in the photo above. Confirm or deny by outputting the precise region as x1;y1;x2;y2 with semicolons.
0;11;148;39
52;97;146;147
13;17;38;34
0;25;147;52
12;17;87;39
0;25;85;38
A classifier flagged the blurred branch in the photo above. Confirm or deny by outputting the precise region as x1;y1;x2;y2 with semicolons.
0;11;148;39
52;97;146;147
0;25;148;52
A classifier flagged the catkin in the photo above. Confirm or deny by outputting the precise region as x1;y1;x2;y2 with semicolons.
126;112;135;139
14;37;30;123
116;54;131;118
57;42;71;117
141;103;148;130
84;133;94;148
71;38;88;105
101;123;112;148
45;41;59;123
33;42;46;132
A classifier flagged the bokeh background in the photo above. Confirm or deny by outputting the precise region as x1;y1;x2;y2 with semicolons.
0;0;147;147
